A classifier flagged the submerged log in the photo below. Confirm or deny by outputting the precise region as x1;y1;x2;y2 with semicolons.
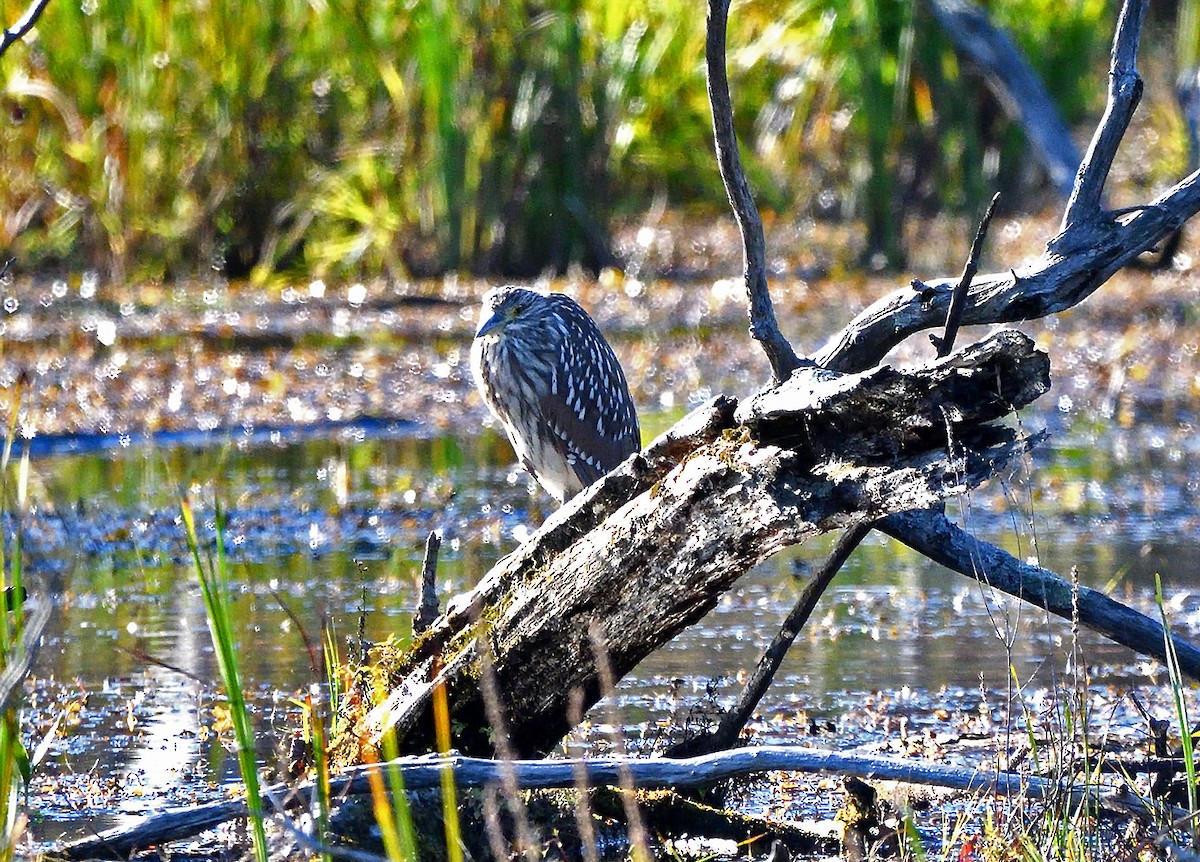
331;330;1049;763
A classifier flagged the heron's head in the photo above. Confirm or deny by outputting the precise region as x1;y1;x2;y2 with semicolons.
474;287;553;342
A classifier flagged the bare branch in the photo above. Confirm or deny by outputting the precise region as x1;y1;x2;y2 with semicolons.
0;601;49;715
813;168;1200;373
932;192;1000;358
881;510;1200;680
0;0;52;59
706;0;802;382
57;745;1179;859
669;521;873;758
1057;0;1148;235
812;0;1178;374
414;530;441;635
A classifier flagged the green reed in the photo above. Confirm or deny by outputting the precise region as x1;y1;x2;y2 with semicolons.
181;499;269;862
1;0;1114;279
1157;573;1198;828
0;395;29;862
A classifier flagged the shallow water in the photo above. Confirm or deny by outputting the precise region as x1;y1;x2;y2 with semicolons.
18;406;1200;843
3;256;1199;846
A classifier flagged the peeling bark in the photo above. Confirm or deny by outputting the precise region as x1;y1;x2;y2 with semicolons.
335;331;1049;762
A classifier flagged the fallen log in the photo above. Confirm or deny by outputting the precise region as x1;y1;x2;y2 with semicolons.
329;329;1049;763
313;0;1200;830
54;745;1178;860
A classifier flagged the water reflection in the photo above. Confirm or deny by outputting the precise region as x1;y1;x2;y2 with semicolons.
118;585;206;823
18;413;1200;839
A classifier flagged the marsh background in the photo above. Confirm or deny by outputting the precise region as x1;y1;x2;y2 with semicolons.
3;0;1200;853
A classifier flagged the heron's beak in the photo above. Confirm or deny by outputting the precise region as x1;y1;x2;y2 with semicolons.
475;311;507;338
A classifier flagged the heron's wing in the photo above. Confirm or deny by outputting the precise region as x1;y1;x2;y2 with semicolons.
536;328;641;488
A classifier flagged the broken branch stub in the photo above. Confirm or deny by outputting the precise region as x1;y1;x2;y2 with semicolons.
332;330;1049;763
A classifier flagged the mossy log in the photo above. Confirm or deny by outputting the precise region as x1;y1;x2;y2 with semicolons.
330;329;1049;765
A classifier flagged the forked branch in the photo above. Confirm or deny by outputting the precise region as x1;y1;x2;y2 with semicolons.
814;0;1193;374
1058;0;1147;235
707;0;1200;716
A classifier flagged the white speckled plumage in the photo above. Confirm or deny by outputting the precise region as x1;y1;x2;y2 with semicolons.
470;286;641;503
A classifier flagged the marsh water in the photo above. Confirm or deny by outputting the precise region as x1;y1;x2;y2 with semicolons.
7;228;1200;844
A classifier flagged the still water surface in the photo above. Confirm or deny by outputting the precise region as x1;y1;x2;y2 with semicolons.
18;404;1200;840
4;262;1199;842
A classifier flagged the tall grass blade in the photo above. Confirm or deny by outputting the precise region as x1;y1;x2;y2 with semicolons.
1157;573;1198;828
361;727;417;862
380;729;419;862
432;666;463;862
307;694;332;862
181;499;269;862
0;386;30;861
323;623;341;720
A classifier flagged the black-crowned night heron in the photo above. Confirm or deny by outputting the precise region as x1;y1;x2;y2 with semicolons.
470;286;640;503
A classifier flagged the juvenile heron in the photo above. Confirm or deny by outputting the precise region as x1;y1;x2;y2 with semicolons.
470;286;640;503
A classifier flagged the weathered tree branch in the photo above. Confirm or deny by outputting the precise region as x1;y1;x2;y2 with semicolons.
811;0;1196;375
334;331;1048;763
813;168;1200;374
705;0;802;382
0;0;51;59
1059;0;1146;234
681;190;998;757
668;521;874;758
57;744;1181;859
324;0;1200;802
795;0;1200;690
932;192;999;358
881;510;1200;678
414;530;441;635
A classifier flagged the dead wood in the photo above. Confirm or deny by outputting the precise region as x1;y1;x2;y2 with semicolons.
322;0;1200;775
814;0;1194;377
880;510;1200;679
414;530;441;635
54;746;1181;859
793;0;1200;693
677;192;1008;758
706;0;802;379
632;790;838;858
334;330;1048;762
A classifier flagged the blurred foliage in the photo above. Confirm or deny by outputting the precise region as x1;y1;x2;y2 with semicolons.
0;0;1116;281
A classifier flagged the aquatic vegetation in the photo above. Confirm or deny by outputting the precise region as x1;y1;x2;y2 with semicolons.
181;499;268;862
0;393;31;861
